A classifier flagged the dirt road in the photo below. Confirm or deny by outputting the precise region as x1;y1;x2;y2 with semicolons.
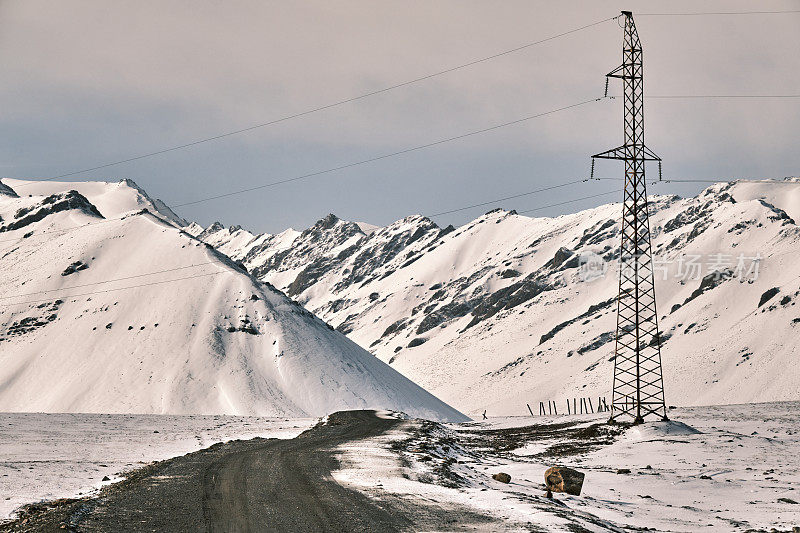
201;410;410;532
4;410;494;532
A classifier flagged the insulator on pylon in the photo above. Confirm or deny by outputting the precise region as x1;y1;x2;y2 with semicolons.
658;160;663;181
604;77;609;98
590;158;595;179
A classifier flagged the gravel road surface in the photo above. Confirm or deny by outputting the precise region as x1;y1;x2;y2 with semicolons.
2;410;496;532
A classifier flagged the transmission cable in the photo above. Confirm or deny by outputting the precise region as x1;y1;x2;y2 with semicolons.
1;188;624;308
0;97;608;244
1;271;226;309
430;179;586;217
638;9;800;16
0;260;224;300
170;97;607;207
517;190;619;215
645;94;800;99
11;15;617;188
8;177;798;308
0;210;168;244
653;177;799;184
429;177;622;217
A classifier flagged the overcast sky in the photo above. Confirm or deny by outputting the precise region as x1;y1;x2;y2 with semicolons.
1;0;798;233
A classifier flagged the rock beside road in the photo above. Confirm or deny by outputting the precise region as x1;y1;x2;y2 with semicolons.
492;472;511;483
545;466;585;496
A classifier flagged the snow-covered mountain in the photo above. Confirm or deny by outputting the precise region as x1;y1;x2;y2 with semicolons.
0;178;466;422
193;179;800;417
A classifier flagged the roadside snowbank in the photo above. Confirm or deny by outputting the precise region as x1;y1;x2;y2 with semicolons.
334;402;800;531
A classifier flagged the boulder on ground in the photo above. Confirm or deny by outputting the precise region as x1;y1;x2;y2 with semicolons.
492;472;511;483
545;466;585;496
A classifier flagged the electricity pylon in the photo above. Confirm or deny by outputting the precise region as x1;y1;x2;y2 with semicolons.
591;11;668;424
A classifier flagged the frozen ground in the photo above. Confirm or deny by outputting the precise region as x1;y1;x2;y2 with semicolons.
0;412;314;521
334;402;800;532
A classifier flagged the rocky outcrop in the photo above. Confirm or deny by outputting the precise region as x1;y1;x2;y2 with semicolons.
0;179;18;198
1;191;103;233
492;472;511;483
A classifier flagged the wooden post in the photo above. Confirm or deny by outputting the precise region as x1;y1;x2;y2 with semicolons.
588;397;594;413
579;397;585;414
573;397;577;415
566;399;571;415
539;402;546;416
553;401;558;415
527;403;534;416
548;401;553;415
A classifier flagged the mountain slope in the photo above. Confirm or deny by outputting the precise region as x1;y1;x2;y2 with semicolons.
195;179;800;416
0;179;466;422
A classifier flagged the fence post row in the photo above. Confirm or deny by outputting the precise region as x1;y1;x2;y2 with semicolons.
531;397;608;416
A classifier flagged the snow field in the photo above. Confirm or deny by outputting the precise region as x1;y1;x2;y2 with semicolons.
334;402;800;531
0;412;315;521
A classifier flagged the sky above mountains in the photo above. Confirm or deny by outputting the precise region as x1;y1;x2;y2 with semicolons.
0;0;798;233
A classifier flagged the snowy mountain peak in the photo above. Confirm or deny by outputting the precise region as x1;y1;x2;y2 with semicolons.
0;179;466;422
304;213;363;240
395;213;438;228
183;221;205;237
316;213;344;231
196;179;800;416
198;221;226;240
1;178;186;226
117;179;188;226
483;207;518;218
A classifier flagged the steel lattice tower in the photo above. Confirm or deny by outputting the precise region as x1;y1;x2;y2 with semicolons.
591;11;667;424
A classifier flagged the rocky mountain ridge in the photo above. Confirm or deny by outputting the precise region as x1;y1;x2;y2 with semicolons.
192;179;800;416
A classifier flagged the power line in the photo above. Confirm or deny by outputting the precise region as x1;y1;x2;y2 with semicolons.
0;208;177;244
428;177;622;217
430;179;587;217
1;176;612;247
1;175;610;252
171;97;607;208
3;173;793;248
5;175;797;307
0;189;623;308
1;271;225;309
0;188;625;308
517;190;619;215
0;97;609;244
638;10;800;16
645;94;800;99
0;260;223;300
0;214;127;244
653;177;799;184
12;15;617;188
